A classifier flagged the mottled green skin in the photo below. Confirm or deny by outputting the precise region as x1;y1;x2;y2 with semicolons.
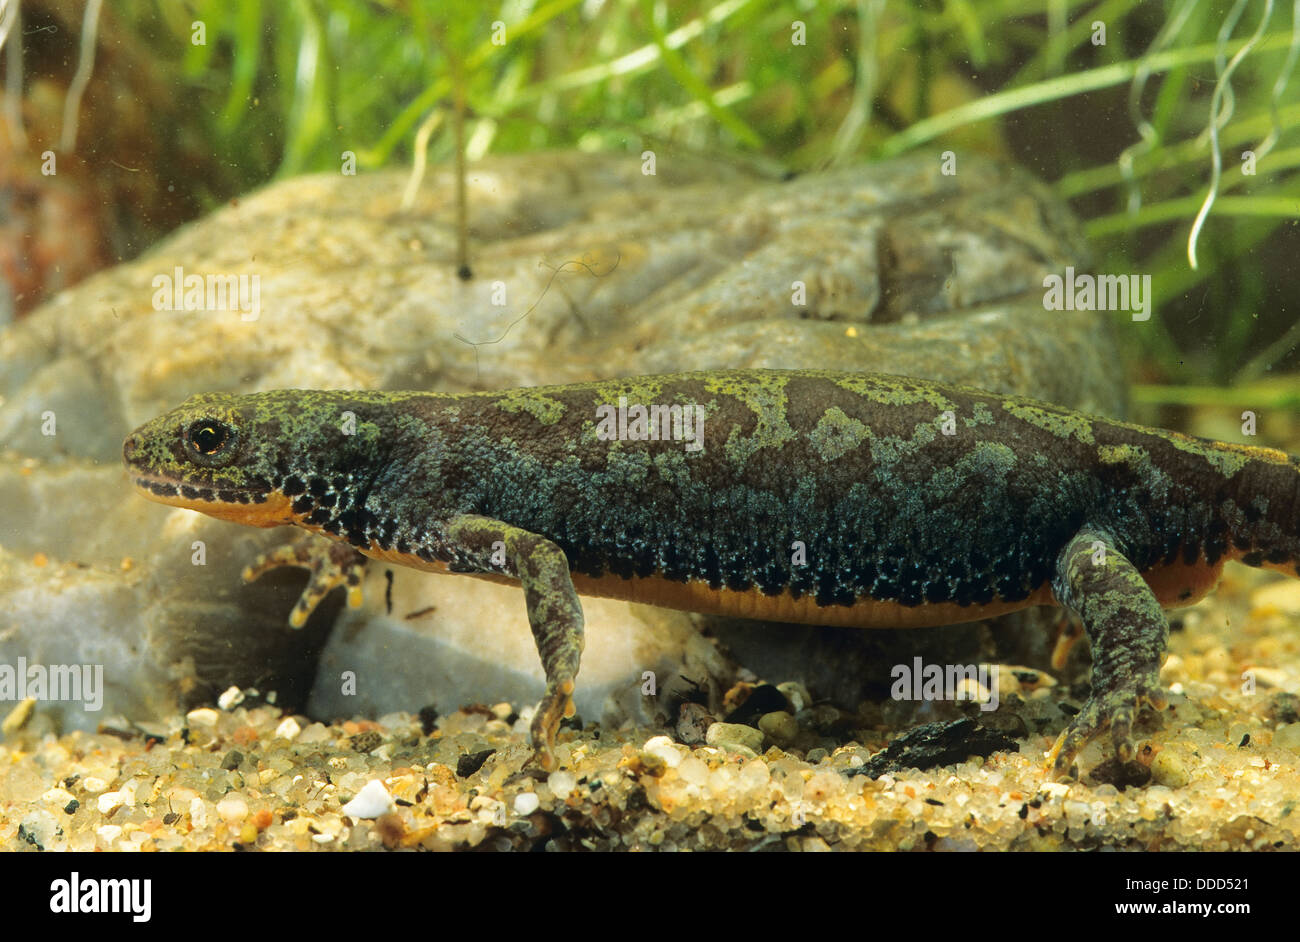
124;369;1300;774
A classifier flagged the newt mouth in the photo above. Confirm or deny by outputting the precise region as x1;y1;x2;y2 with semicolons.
128;471;294;526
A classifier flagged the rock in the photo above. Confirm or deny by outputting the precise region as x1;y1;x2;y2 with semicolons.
341;780;394;819
547;770;577;799
675;702;714;745
642;736;685;769
217;686;245;710
0;150;1116;733
758;711;799;745
706;722;764;754
851;718;1020;778
216;795;248;823
456;749;494;778
1251;580;1300;616
776;682;811;713
273;717;301;740
1150;750;1191;788
2;697;35;736
513;792;540;816
297;722;331;744
1274;723;1300;753
95;825;123;846
185;708;219;729
96;791;127;815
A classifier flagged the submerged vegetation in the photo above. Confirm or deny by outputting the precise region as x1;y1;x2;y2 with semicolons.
2;0;1297;395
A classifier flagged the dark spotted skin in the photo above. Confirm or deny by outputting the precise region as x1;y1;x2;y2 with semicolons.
123;370;1300;775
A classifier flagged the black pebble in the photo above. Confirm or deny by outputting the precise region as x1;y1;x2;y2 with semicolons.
457;749;495;778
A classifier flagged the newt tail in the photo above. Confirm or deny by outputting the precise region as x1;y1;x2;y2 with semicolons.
123;370;1300;776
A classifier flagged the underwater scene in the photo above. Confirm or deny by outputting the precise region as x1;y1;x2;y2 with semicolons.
1;0;1299;879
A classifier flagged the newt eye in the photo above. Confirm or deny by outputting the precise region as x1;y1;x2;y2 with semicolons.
184;418;238;466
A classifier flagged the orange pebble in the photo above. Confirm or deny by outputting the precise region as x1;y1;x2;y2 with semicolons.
231;725;259;746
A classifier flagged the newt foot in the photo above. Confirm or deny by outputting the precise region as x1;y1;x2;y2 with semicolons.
243;535;368;627
528;680;576;771
1046;675;1169;779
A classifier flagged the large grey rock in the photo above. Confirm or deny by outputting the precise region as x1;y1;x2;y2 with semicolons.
0;151;1119;732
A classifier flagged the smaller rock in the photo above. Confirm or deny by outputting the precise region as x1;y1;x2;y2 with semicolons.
1251;580;1300;616
548;770;577;799
2;697;36;736
274;717;302;741
96;825;122;845
96;791;127;815
676;702;714;744
185;708;219;729
342;780;394;819
456;749;495;778
776;681;811;713
758;711;799;745
514;792;540;815
1247;667;1290;690
1150;750;1190;788
1266;693;1300;725
642;735;685;768
216;795;249;823
1274;722;1300;753
297;722;332;743
217;686;245;711
706;722;764;754
349;730;384;753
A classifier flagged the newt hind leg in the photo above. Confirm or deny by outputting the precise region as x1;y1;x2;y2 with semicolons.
1048;528;1171;778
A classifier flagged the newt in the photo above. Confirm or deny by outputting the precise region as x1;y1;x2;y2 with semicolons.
122;370;1300;776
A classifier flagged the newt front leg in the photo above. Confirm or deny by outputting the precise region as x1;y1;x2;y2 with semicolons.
442;514;585;770
241;515;584;768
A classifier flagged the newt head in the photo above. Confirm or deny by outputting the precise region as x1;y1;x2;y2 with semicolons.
123;391;299;527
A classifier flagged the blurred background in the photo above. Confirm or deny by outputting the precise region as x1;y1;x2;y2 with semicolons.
1;0;1297;427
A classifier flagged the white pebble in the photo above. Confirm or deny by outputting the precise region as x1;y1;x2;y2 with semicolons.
96;791;127;815
514;792;540;815
548;771;577;798
677;756;710;786
642;735;685;768
41;787;76;806
189;797;208;828
186;708;219;729
297;722;331;743
96;825;122;845
341;780;393;819
217;686;245;710
274;717;302;741
216;795;248;823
